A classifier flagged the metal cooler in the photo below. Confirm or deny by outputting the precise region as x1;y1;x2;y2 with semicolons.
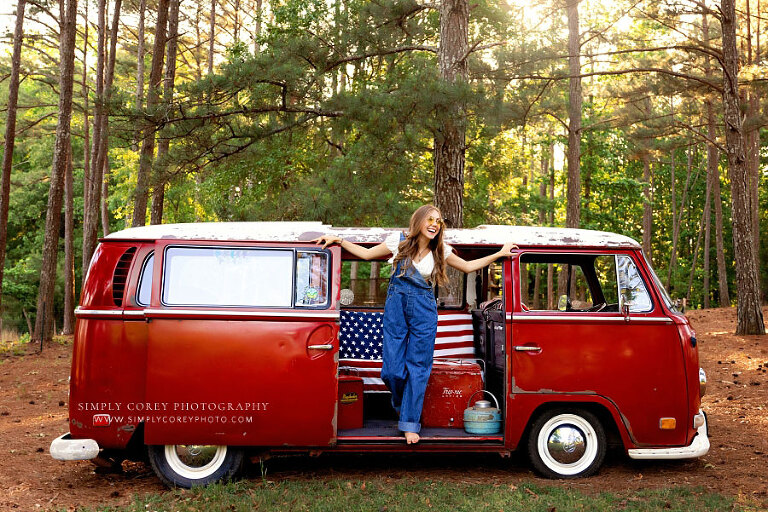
422;360;483;428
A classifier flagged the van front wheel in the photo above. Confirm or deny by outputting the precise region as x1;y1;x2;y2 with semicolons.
147;444;244;488
528;409;606;478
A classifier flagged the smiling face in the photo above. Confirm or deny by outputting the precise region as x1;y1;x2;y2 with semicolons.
419;208;443;241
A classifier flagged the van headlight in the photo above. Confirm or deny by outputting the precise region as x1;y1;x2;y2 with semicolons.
699;367;707;397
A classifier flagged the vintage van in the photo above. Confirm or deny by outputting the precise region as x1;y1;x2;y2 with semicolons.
50;222;709;487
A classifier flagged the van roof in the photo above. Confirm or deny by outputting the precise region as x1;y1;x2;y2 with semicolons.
104;222;641;249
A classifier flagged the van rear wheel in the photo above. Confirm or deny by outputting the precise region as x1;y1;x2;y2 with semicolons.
147;444;243;488
528;409;606;478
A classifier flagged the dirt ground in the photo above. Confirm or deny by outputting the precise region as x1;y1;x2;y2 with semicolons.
0;307;766;511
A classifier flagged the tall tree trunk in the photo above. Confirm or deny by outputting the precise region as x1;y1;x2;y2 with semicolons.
745;0;761;271
433;0;468;228
533;146;549;310
703;149;713;309
564;0;582;229
642;152;652;261
703;11;730;307
548;145;555;309
686;161;712;302
82;0;106;284
667;151;677;289
151;0;181;225
0;0;27;331
101;158;110;235
63;146;75;334
209;0;216;75
34;0;79;342
721;0;765;335
134;0;146;150
133;0;171;227
136;0;146;109
83;0;121;278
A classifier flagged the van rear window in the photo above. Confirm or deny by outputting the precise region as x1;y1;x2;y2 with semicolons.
162;247;296;307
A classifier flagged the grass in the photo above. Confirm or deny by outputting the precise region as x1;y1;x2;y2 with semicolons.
77;479;751;512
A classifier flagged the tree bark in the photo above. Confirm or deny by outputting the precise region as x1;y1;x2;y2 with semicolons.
63;146;75;334
136;0;146;110
564;0;582;229
209;0;216;75
720;0;765;335
133;0;171;227
433;0;468;228
151;0;181;225
0;0;27;321
83;0;121;276
82;0;106;284
703;11;730;307
641;152;652;261
686;160;712;302
34;0;79;342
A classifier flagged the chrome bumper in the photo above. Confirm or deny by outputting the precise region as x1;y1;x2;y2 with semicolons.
50;433;100;461
627;411;709;460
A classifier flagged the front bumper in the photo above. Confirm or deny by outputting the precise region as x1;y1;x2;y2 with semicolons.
627;410;709;460
50;433;100;461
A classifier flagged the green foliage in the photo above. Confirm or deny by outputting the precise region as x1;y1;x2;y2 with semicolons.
0;0;766;333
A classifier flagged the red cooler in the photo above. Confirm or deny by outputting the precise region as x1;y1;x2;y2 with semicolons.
337;375;364;430
422;360;483;428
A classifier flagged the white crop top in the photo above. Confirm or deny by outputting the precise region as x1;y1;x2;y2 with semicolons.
385;232;453;279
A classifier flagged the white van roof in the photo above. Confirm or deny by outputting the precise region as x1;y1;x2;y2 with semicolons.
105;222;640;249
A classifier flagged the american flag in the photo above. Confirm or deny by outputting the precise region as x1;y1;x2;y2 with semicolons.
339;310;476;392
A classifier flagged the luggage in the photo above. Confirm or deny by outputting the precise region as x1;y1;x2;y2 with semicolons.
421;360;483;428
337;375;364;429
472;299;505;372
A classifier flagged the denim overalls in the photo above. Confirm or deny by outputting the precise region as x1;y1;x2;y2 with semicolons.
381;250;438;434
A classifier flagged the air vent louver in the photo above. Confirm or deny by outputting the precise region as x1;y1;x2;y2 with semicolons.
112;247;137;306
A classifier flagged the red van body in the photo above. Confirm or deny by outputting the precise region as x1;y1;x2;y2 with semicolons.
51;223;708;487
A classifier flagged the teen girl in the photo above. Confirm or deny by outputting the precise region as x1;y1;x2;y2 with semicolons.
316;205;516;444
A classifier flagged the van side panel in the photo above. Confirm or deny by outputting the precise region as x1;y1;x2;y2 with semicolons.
70;242;148;449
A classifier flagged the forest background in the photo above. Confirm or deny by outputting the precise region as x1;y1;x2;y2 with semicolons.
0;0;765;342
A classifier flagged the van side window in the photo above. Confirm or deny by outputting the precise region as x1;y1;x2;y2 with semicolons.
340;261;391;307
163;247;294;307
136;253;154;306
295;251;330;307
339;260;465;308
617;255;653;312
436;266;465;308
521;254;651;313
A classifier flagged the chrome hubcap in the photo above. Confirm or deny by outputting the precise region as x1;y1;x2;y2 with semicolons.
546;425;586;464
174;445;218;468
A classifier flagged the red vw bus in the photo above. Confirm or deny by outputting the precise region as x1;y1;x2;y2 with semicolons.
50;223;708;487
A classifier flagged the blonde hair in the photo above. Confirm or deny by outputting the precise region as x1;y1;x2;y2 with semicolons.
392;205;448;286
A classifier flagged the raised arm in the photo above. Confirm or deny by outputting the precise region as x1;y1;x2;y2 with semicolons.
313;235;392;261
446;242;518;274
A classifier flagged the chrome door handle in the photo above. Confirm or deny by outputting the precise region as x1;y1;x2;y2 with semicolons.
308;344;334;350
514;345;542;353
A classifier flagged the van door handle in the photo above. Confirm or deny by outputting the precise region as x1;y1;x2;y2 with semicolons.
514;345;542;353
308;344;334;350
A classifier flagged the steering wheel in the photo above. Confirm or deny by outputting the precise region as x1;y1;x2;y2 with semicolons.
588;302;606;312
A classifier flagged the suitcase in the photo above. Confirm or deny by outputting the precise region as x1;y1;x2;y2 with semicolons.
421;360;483;428
485;309;506;372
338;375;364;429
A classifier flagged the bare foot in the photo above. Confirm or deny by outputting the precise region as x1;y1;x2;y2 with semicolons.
404;431;420;444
